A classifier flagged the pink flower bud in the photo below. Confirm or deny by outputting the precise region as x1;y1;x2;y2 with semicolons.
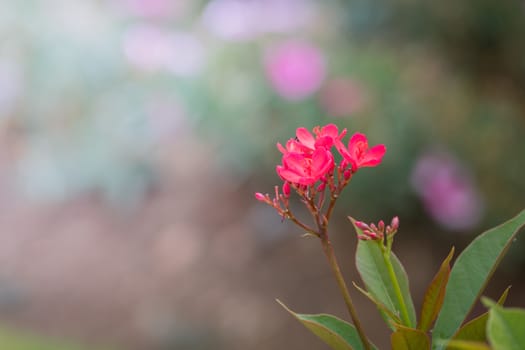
255;193;266;201
282;182;291;197
378;220;385;232
391;216;399;230
354;221;369;230
317;182;326;192
343;169;352;180
363;230;380;239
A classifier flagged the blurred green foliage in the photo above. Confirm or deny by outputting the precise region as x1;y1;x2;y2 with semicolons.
0;327;109;350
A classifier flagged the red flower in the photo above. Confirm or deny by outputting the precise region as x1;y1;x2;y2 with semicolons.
335;133;386;171
276;147;334;186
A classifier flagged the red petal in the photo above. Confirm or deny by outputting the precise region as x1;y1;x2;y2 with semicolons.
277;142;287;154
335;139;351;160
296;127;316;149
311;148;334;178
282;153;308;175
348;133;368;149
315;135;334;149
277;169;302;184
359;144;386;167
320;124;339;139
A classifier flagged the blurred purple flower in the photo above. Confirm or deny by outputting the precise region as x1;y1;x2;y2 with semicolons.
122;25;205;76
201;0;314;41
411;151;484;231
264;41;325;101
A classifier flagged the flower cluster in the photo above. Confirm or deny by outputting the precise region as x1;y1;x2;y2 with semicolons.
255;124;386;234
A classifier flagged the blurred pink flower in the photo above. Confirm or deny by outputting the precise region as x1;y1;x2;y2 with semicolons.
411;151;484;231
319;78;368;117
264;41;325;101
335;133;386;171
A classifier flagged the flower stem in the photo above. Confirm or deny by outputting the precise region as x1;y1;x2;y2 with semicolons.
321;236;372;350
381;246;412;327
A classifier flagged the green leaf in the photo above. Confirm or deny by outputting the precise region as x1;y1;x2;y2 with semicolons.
485;300;525;350
277;300;376;350
432;209;525;349
355;238;416;327
444;340;491;350
353;282;403;325
448;287;510;346
391;325;430;350
418;247;455;332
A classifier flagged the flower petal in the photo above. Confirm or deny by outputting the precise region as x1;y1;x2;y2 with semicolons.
359;144;386;167
282;153;308;175
315;135;334;149
320;124;339;139
311;148;333;178
335;138;351;161
277;142;287;154
348;132;368;148
277;168;307;184
296;127;316;149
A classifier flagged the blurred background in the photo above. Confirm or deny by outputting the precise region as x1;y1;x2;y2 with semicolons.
0;0;524;349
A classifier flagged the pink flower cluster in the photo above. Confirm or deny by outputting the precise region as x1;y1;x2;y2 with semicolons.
275;124;385;186
255;124;386;211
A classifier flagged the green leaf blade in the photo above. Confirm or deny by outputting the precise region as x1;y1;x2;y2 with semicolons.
486;303;525;350
444;340;491;350
448;287;510;346
277;300;376;350
418;247;454;332
355;239;416;327
353;282;403;325
391;325;430;350
432;209;525;349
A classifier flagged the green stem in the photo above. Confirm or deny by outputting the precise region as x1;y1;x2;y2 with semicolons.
381;246;412;327
321;236;372;350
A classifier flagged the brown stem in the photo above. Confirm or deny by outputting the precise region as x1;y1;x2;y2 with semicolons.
320;234;372;350
285;208;318;236
324;196;338;224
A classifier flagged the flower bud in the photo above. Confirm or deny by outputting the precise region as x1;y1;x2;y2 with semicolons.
255;193;267;201
317;182;326;192
344;169;352;180
354;221;370;230
282;182;291;197
391;216;399;230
